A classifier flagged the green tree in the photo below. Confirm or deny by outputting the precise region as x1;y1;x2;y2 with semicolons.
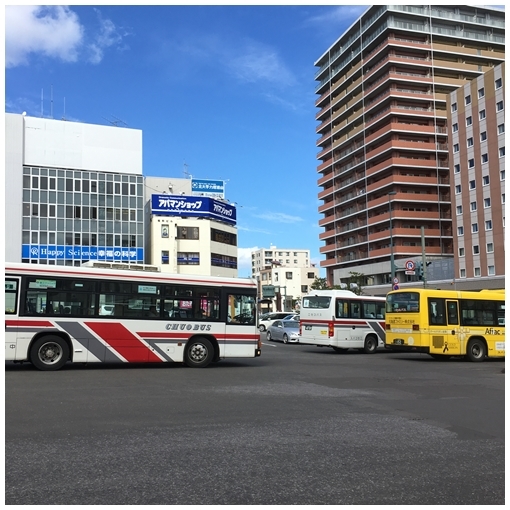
310;277;328;290
347;271;365;295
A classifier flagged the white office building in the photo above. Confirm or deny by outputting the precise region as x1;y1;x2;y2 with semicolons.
5;113;145;265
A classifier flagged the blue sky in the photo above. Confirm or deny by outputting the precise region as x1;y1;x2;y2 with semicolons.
5;4;369;277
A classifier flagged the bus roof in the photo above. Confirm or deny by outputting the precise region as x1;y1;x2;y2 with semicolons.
388;287;505;299
303;289;384;300
5;262;257;289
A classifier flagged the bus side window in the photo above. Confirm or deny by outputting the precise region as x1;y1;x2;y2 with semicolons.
447;301;459;325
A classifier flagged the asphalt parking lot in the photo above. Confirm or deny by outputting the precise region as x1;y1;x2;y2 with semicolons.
5;337;505;505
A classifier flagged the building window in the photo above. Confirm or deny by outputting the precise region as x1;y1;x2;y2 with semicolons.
455;185;461;194
478;87;485;98
466;116;472;126
474;267;481;277
467;137;474;147
465;94;471;105
456;205;463;215
480;131;487;142
211;228;237;246
497;101;503;112
470;201;477;212
479;109;486;120
495;78;502;89
484;198;491;208
286;272;293;279
177;252;200;265
488;265;495;276
500;170;505;181
499;147;505;158
468;159;475;168
459;247;465;257
451;102;457;112
502;193;506;204
481;153;488;164
472;223;478;233
498;123;504;134
161;251;169;264
301;285;308;293
487;242;494;253
161;225;169;238
485;220;492;230
469;180;476;190
453;143;459;153
452;123;458;133
454;164;460;174
483;175;490;186
211;253;237;269
473;245;480;255
460;268;466;278
176;226;199;239
307;272;315;279
457;226;464;236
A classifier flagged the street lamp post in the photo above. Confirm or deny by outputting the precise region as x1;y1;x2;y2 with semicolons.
388;191;397;286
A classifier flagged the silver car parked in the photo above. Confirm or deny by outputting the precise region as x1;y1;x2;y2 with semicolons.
266;320;300;344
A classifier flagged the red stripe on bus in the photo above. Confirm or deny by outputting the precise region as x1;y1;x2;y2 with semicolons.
86;322;161;363
5;320;54;327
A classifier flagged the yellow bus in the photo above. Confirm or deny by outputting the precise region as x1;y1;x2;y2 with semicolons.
385;288;505;362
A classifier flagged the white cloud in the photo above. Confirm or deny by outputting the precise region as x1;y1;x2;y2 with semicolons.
253;212;304;224
5;6;84;67
305;6;368;26
237;247;258;276
5;6;129;67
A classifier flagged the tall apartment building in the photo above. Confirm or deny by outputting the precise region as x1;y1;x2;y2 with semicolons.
314;5;505;289
448;63;505;288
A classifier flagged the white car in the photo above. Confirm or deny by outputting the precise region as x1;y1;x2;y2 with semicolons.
100;304;114;316
258;312;292;332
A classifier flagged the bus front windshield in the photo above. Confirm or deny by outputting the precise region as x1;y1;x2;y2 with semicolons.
386;292;420;313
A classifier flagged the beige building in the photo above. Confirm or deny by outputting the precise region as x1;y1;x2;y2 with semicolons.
251;246;318;311
145;176;240;277
447;63;505;289
314;5;505;291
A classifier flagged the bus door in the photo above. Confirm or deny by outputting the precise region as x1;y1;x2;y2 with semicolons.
225;293;257;356
5;277;21;360
428;298;460;356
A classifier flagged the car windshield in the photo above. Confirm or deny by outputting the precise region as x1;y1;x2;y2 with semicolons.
282;320;299;328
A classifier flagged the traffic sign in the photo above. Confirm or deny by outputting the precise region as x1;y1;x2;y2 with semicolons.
405;270;416;275
393;284;399;290
405;260;416;271
393;277;399;284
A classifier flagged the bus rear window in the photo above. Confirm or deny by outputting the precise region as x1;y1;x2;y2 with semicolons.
386;292;420;313
302;296;331;309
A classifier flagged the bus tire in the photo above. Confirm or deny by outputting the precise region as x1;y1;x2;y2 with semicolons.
363;335;378;354
466;338;487;362
332;347;348;353
184;337;214;368
29;335;70;371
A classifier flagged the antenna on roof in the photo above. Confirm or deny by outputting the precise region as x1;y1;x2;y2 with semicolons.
183;161;192;179
103;115;127;127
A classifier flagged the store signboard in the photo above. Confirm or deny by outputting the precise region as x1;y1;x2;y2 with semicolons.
21;245;144;261
191;179;225;198
151;194;236;225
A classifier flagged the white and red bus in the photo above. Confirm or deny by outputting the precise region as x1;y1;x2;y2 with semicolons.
5;262;261;370
299;289;386;354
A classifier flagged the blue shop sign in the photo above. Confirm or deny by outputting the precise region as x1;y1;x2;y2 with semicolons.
22;245;144;262
151;194;236;225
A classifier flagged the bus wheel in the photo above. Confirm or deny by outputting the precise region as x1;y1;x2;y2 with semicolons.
30;336;69;371
466;338;487;362
332;347;348;353
184;337;214;368
363;335;378;354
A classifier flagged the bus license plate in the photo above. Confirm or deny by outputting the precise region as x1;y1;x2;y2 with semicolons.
393;339;404;345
